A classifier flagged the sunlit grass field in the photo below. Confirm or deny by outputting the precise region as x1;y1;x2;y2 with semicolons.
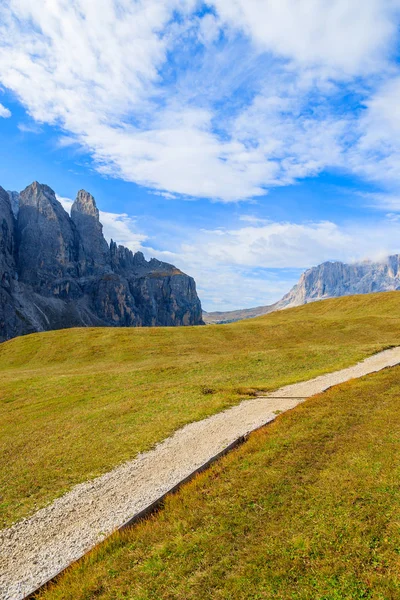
1;291;400;527
38;365;400;600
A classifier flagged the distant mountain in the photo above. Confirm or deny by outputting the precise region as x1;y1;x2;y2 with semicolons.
203;305;275;324
203;256;400;324
0;182;203;342
276;256;400;308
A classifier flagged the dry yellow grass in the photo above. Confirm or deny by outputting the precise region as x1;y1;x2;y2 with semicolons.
39;366;400;600
1;291;400;527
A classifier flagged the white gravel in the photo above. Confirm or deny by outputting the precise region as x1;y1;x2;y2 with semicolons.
1;346;400;600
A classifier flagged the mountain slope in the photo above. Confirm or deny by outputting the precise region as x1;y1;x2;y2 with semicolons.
204;255;400;323
277;255;400;308
39;365;400;600
1;291;400;528
0;182;203;341
202;304;275;324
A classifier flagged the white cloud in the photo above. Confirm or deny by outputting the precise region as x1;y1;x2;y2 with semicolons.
239;215;271;225
17;121;42;133
171;219;400;272
4;1;400;309
0;102;11;118
358;191;400;212
151;191;179;200
1;1;400;201
138;216;400;309
57;191;400;310
184;263;296;312
99;211;148;252
212;0;400;75
144;241;300;310
197;12;221;46
345;75;400;191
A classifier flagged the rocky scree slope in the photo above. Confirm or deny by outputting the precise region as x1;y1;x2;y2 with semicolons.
204;256;400;324
0;182;203;341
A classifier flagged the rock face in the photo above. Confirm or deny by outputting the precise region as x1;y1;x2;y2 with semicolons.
71;190;110;274
0;182;203;342
0;187;18;340
276;257;400;309
17;182;82;288
203;256;400;324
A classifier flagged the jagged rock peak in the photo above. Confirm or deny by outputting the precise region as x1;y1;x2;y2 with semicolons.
275;255;400;310
133;250;145;262
16;181;80;288
19;181;69;219
20;181;55;201
204;254;400;325
0;180;204;341
71;188;109;274
72;189;100;219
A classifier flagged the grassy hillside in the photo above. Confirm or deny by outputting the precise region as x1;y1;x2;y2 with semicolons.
1;291;400;527
38;366;400;600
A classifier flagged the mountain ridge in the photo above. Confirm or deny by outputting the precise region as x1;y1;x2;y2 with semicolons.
0;181;203;341
203;255;400;324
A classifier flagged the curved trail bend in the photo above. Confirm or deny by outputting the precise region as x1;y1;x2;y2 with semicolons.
2;347;400;600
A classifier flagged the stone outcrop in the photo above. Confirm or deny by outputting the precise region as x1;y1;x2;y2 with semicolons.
71;190;110;275
0;182;203;342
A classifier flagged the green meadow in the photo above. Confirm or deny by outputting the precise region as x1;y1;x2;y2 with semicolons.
39;365;400;600
1;291;400;528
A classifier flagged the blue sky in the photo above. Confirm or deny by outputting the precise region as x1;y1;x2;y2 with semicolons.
2;1;400;311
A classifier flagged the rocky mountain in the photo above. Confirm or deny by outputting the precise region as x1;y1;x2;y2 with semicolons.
0;181;203;342
203;256;400;324
202;304;275;324
276;256;400;309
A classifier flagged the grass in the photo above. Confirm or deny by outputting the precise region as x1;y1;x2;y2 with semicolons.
1;291;400;527
37;365;400;600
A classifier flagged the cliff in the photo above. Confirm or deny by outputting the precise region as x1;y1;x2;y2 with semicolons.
203;256;400;324
276;256;400;309
0;182;203;341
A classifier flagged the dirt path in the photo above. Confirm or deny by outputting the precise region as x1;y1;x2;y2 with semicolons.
2;347;400;600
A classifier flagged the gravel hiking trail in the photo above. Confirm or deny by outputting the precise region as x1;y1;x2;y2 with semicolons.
2;347;400;600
